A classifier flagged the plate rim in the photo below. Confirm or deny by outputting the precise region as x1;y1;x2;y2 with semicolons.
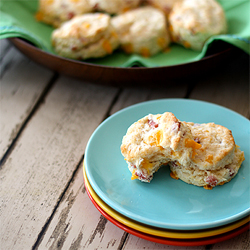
83;163;250;239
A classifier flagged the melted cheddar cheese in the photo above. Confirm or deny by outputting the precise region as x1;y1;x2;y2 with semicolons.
131;169;138;180
185;138;202;158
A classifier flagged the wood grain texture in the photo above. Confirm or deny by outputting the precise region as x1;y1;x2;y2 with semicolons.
37;164;126;249
0;46;53;160
0;39;11;61
211;230;250;250
122;235;205;250
0;74;118;249
110;84;189;115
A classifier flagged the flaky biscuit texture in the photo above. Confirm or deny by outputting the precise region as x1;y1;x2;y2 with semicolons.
183;122;236;170
37;0;93;28
89;0;141;14
169;0;227;50
170;146;245;189
121;112;196;182
111;6;171;57
51;13;119;59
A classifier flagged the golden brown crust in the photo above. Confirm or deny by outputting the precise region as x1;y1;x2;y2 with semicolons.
36;0;93;28
169;146;245;189
120;112;195;182
111;6;171;57
51;13;120;60
168;0;227;51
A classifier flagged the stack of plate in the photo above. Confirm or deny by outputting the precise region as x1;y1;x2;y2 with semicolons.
83;99;250;246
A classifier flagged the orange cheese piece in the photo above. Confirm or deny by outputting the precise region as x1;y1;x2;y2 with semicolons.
185;138;202;158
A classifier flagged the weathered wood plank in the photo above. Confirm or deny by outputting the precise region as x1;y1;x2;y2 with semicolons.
122;235;205;250
0;75;118;249
0;39;11;61
211;230;250;250
37;163;126;249
0;46;54;160
110;83;189;115
189;52;249;118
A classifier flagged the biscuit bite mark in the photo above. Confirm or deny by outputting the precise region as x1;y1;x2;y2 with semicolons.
140;159;154;174
170;171;179;180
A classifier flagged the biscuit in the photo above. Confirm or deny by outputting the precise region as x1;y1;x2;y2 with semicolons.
36;0;93;28
111;6;171;57
121;112;199;182
89;0;141;14
169;146;245;189
168;0;227;51
51;13;120;60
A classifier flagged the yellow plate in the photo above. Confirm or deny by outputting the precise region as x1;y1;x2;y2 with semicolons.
83;163;249;239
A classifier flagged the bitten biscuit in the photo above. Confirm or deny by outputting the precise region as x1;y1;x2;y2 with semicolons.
121;111;245;189
168;0;227;51
36;0;93;28
169;146;245;189
51;13;120;60
89;0;141;14
121;112;199;182
111;6;171;57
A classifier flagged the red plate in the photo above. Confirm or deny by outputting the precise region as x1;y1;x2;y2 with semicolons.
84;179;249;246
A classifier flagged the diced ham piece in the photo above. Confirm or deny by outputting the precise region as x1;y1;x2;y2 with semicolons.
171;122;181;133
205;175;218;187
148;119;158;129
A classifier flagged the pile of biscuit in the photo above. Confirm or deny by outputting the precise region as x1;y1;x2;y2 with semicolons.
36;0;227;60
120;112;245;189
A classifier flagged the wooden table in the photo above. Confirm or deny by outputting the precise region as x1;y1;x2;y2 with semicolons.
0;38;249;250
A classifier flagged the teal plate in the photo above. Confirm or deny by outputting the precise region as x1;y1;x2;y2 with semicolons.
85;99;250;230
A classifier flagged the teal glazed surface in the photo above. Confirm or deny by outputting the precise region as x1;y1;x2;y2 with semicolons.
85;99;250;230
